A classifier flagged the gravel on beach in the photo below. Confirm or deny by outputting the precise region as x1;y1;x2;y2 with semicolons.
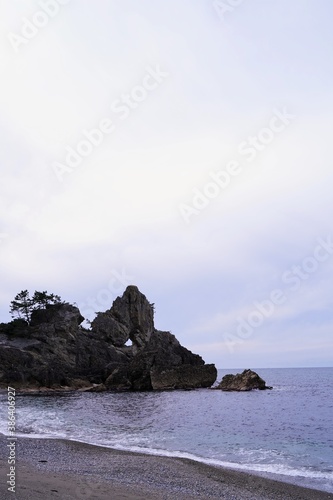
0;436;332;500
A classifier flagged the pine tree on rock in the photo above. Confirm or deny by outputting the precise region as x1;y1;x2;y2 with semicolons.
10;290;63;324
32;291;62;309
9;290;32;323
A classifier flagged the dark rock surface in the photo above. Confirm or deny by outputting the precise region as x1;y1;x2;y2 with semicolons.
215;369;272;391
0;286;217;391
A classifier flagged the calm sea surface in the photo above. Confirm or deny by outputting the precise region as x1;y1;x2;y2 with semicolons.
1;367;332;493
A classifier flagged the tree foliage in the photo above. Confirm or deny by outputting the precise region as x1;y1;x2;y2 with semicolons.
9;290;63;323
9;290;31;323
32;291;62;309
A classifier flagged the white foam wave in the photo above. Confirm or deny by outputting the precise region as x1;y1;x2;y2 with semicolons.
12;429;333;488
3;402;332;493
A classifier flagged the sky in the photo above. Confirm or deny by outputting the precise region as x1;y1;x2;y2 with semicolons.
1;0;333;368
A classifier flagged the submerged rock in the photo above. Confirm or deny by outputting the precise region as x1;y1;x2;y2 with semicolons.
0;286;217;391
215;369;272;391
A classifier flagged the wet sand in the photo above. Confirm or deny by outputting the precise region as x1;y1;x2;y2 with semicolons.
0;437;332;499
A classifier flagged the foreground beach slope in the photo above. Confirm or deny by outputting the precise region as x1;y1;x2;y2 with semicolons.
1;437;332;500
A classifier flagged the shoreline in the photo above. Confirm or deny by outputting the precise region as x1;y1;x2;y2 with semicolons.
1;436;332;499
4;432;332;492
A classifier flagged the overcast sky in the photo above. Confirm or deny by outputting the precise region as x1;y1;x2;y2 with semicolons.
1;0;332;368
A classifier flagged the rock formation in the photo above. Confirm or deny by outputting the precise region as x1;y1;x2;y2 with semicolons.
214;369;272;391
0;286;217;391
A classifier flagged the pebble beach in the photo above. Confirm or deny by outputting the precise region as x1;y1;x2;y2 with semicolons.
1;436;332;500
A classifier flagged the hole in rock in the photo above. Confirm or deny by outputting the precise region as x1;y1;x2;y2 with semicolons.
125;339;133;346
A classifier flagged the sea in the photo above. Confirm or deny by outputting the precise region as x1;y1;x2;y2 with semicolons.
1;367;332;493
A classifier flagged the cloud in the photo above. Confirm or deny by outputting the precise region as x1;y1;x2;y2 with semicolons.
0;0;332;368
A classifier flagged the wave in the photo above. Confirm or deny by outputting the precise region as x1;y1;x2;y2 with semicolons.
6;427;333;492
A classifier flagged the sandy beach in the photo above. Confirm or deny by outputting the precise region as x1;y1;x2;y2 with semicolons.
0;436;332;500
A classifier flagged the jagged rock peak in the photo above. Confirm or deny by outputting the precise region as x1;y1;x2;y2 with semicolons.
91;285;154;348
112;285;154;331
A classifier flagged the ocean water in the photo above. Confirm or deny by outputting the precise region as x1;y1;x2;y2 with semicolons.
1;367;332;493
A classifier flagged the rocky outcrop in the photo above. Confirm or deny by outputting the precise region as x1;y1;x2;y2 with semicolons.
215;369;272;391
30;303;84;329
151;364;218;390
0;286;217;391
90;285;154;349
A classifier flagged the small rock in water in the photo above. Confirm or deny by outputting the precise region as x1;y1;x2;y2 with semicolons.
214;369;272;391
